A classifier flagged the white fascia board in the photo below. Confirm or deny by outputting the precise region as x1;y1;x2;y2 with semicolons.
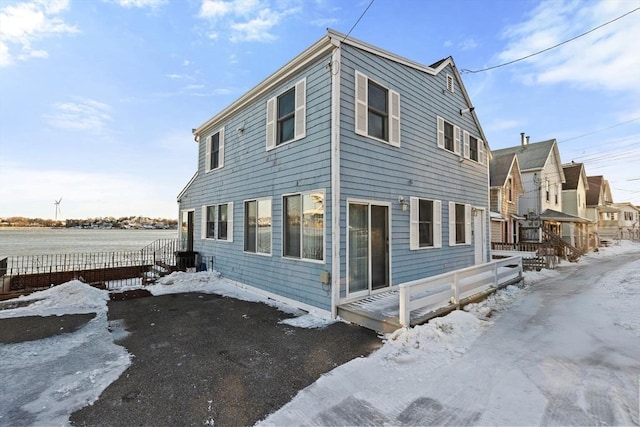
327;28;443;76
193;35;334;139
177;172;198;202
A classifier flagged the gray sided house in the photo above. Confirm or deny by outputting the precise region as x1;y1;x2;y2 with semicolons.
177;30;491;319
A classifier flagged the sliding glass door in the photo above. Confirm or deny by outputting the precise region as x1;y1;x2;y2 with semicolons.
348;202;390;296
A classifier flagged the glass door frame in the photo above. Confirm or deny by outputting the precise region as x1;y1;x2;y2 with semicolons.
346;199;392;299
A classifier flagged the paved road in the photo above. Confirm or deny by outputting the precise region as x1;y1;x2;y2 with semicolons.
263;252;640;426
69;292;381;426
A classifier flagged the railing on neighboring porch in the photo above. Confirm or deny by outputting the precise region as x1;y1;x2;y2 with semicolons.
398;256;523;327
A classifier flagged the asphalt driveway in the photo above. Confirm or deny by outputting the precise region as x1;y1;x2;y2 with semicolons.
69;292;382;426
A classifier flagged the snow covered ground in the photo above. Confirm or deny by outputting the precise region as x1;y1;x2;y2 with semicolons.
0;241;638;426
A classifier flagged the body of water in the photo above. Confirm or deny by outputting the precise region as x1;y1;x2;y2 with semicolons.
0;228;178;257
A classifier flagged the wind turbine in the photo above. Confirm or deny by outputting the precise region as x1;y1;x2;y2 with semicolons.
54;198;62;220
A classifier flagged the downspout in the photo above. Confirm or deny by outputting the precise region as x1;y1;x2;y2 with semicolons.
330;43;342;318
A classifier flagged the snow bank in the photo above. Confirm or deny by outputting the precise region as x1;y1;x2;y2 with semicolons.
0;280;109;319
0;281;131;426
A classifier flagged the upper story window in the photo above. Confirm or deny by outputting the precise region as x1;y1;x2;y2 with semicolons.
244;198;272;255
410;197;442;249
283;191;324;261
463;130;485;164
545;180;550;203
355;71;400;147
437;116;460;154
205;127;224;172
277;88;295;144
266;78;306;151
507;178;513;202
449;202;471;246
201;203;233;242
555;183;560;205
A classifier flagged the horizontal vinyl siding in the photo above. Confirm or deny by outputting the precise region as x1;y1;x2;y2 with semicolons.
338;45;489;292
179;55;333;311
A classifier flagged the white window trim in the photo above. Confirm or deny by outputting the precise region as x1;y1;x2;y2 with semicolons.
205;127;225;173
281;189;326;264
200;202;234;242
354;71;400;147
409;197;442;250
266;77;307;151
448;201;472;246
462;131;486;165
243;197;273;256
437;116;461;155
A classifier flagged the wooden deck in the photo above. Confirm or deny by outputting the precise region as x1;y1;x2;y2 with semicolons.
337;257;524;333
338;291;457;333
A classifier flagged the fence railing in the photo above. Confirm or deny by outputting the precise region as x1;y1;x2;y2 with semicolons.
398;256;523;327
1;238;183;293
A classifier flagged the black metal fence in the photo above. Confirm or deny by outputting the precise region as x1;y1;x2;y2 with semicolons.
0;238;184;293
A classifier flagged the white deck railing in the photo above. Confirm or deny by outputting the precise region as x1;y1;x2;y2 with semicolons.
398;256;523;327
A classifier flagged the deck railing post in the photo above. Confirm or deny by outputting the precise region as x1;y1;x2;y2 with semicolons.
452;272;459;305
399;285;409;327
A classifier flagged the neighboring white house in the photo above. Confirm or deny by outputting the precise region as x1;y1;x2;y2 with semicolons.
561;162;592;252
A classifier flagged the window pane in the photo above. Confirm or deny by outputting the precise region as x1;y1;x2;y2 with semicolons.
206;206;215;238
284;195;301;258
279;116;295;144
444;122;454;152
211;133;220;169
418;199;433;247
244;201;256;252
348;204;369;293
217;204;227;240
469;135;478;161
278;88;295;117
455;203;465;244
302;192;323;260
368;82;387;113
368;111;386;140
257;199;271;254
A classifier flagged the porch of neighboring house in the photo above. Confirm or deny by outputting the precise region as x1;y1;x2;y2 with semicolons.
337;256;524;333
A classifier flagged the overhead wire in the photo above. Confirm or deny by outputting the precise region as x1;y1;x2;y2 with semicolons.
341;0;375;43
460;7;640;74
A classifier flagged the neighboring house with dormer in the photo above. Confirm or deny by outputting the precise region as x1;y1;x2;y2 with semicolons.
491;136;565;238
177;29;491;320
586;175;615;243
561;162;592;252
489;152;524;243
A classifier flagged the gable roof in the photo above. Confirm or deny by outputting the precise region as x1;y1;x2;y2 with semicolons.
562;162;588;191
192;29;489;152
492;139;564;183
586;175;603;206
490;152;519;187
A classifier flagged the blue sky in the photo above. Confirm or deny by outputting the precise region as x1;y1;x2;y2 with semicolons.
1;0;638;219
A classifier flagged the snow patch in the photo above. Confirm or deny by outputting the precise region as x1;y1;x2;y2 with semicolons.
279;313;337;329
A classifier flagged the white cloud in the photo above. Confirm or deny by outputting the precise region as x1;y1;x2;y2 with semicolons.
112;0;168;8
458;38;478;51
497;0;640;93
197;0;301;43
0;0;78;67
43;98;112;133
229;8;281;42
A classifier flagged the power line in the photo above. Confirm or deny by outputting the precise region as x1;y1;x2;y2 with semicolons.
341;0;375;43
558;117;640;143
460;7;640;74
